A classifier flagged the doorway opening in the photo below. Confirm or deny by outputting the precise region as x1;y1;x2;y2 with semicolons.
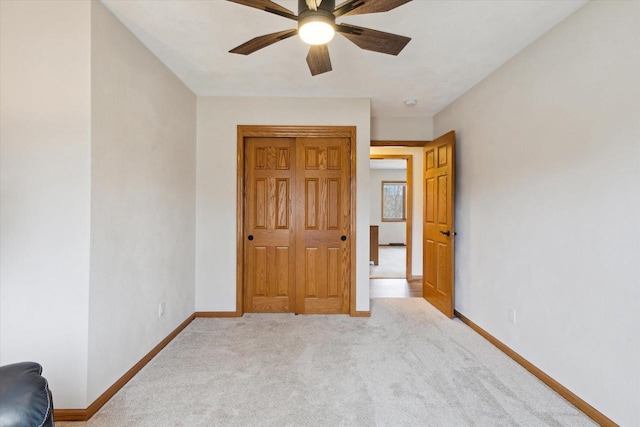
369;156;410;279
369;153;421;298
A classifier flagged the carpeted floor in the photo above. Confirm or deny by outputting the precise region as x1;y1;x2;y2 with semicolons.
370;246;406;278
58;299;594;426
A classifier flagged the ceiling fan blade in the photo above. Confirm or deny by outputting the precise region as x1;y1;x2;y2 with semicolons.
306;44;332;76
336;23;410;55
230;29;298;55
334;0;411;18
305;0;318;11
227;0;298;20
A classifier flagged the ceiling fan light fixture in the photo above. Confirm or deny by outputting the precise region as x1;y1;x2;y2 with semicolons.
298;14;335;45
227;0;413;76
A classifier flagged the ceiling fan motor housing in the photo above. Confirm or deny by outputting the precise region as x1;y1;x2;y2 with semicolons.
298;0;337;27
298;0;337;46
298;10;336;35
298;0;336;14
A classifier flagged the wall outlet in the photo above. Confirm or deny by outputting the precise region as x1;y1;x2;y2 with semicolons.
508;308;516;324
158;301;165;317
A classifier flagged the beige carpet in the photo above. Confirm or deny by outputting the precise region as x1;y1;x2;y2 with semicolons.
58;299;594;426
370;246;406;278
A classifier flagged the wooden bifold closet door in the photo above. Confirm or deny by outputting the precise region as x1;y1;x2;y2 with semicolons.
244;134;351;314
244;137;296;313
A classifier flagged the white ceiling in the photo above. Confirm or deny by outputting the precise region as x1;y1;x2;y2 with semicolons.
101;0;586;117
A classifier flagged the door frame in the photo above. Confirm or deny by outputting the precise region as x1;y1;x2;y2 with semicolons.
236;125;358;316
369;154;413;279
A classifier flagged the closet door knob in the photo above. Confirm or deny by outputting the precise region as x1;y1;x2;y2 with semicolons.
248;235;254;241
341;235;347;241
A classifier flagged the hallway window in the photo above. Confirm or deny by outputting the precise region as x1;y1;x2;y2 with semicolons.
382;181;406;221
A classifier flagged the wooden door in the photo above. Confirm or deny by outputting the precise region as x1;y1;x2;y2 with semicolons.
244;137;296;312
423;131;456;318
295;137;351;314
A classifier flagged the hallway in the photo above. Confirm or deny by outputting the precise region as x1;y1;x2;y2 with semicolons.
370;278;422;298
369;246;406;279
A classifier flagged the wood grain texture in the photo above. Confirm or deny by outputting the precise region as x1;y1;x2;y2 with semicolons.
306;44;332;76
423;131;455;318
229;29;298;55
334;0;411;17
236;128;246;316
337;23;410;56
371;140;430;147
54;314;196;422
244;137;296;313
405;157;413;279
239;126;356;138
369;225;379;265
454;311;618;427
347;128;358;317
236;126;357;316
54;409;87;422
295;136;351;314
352;310;371;317
195;311;243;317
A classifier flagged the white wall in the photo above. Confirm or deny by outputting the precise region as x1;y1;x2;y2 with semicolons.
196;97;370;312
434;1;639;425
88;1;196;403
369;168;407;245
371;116;433;141
0;0;92;408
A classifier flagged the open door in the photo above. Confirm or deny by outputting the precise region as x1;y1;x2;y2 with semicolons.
423;131;456;318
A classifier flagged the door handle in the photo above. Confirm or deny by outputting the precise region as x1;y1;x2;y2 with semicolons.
248;235;254;241
341;235;347;241
440;230;451;236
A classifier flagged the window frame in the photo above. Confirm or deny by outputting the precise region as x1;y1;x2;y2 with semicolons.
381;180;407;222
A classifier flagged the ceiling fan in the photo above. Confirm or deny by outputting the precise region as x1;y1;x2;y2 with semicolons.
228;0;412;76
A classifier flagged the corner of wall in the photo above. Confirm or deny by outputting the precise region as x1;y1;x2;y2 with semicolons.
433;2;640;424
87;0;197;404
0;0;92;408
